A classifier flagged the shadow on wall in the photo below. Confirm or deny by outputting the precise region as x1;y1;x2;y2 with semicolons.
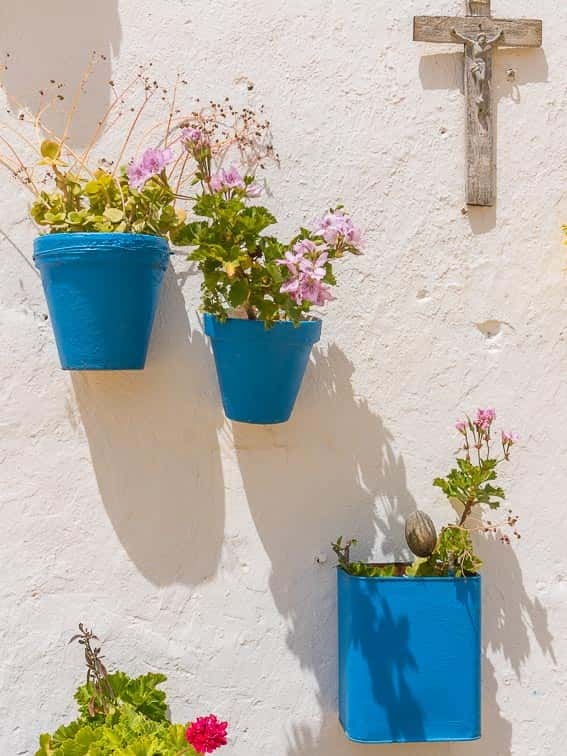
71;266;226;586
231;345;555;756
417;48;549;235
0;0;121;142
230;344;420;754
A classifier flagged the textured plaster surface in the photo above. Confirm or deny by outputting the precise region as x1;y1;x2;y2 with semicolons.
0;1;565;754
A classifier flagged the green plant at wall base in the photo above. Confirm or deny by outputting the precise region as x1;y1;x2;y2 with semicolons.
37;624;228;756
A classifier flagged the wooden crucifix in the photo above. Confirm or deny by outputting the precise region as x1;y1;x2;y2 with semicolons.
413;1;542;206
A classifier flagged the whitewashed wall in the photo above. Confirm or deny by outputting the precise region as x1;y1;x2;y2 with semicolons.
0;1;564;754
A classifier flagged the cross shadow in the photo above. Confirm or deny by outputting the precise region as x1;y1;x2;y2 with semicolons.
230;344;421;753
71;266;226;586
417;48;548;233
0;0;121;143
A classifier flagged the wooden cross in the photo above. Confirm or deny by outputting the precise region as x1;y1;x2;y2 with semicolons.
413;1;542;206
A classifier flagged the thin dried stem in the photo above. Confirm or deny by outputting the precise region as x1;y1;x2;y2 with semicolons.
60;53;96;148
111;91;152;178
75;76;140;176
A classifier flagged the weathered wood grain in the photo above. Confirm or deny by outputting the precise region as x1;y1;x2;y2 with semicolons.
465;45;494;205
414;17;543;47
413;1;542;206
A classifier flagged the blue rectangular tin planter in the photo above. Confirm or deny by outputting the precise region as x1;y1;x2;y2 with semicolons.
337;569;481;744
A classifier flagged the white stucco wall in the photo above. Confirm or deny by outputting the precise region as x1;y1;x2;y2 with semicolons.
1;1;564;754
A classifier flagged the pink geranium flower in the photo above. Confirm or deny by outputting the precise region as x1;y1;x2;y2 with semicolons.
186;715;228;754
127;146;174;189
313;210;363;251
209;165;247;193
476;408;496;431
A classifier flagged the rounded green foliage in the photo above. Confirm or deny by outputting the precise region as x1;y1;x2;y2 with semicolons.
30;169;183;238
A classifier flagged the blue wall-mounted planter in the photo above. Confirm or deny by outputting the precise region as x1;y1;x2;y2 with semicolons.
204;314;321;424
34;233;169;370
337;569;481;744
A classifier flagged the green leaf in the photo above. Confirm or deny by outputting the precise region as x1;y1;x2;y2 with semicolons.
103;207;124;223
85;180;102;195
228;278;249;307
67;211;85;225
40;139;61;161
35;733;53;756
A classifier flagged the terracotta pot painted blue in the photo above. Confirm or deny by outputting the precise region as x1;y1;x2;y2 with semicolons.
33;233;169;370
204;314;322;424
338;569;481;744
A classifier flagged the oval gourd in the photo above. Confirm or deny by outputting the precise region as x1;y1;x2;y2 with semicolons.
405;511;438;558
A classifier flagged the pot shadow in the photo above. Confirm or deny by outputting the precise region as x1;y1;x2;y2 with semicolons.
231;344;420;752
71;265;226;586
0;0;121;142
417;48;548;233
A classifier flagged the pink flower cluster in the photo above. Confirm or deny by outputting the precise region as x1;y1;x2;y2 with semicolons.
476;408;496;431
277;239;334;306
313;210;363;250
127;147;174;190
185;714;228;754
209;165;262;198
456;408;497;435
456;408;518;459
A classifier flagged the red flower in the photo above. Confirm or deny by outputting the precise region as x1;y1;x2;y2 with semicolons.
186;714;228;754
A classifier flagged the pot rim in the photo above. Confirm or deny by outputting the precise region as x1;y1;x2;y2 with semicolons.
337;567;481;582
204;312;322;326
33;232;170;265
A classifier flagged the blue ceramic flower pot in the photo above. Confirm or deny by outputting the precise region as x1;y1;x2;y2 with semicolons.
204;314;322;424
337;569;481;744
33;233;170;370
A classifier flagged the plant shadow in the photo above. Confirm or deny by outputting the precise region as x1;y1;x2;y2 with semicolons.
0;0;121;142
282;505;555;754
71;265;226;586
231;344;422;752
348;590;426;743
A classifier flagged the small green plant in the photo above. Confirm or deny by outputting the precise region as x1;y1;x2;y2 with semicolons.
331;537;404;578
405;408;519;577
30;152;183;237
333;409;519;580
406;526;482;577
37;624;228;756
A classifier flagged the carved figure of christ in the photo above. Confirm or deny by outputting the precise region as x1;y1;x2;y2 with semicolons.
413;1;542;206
